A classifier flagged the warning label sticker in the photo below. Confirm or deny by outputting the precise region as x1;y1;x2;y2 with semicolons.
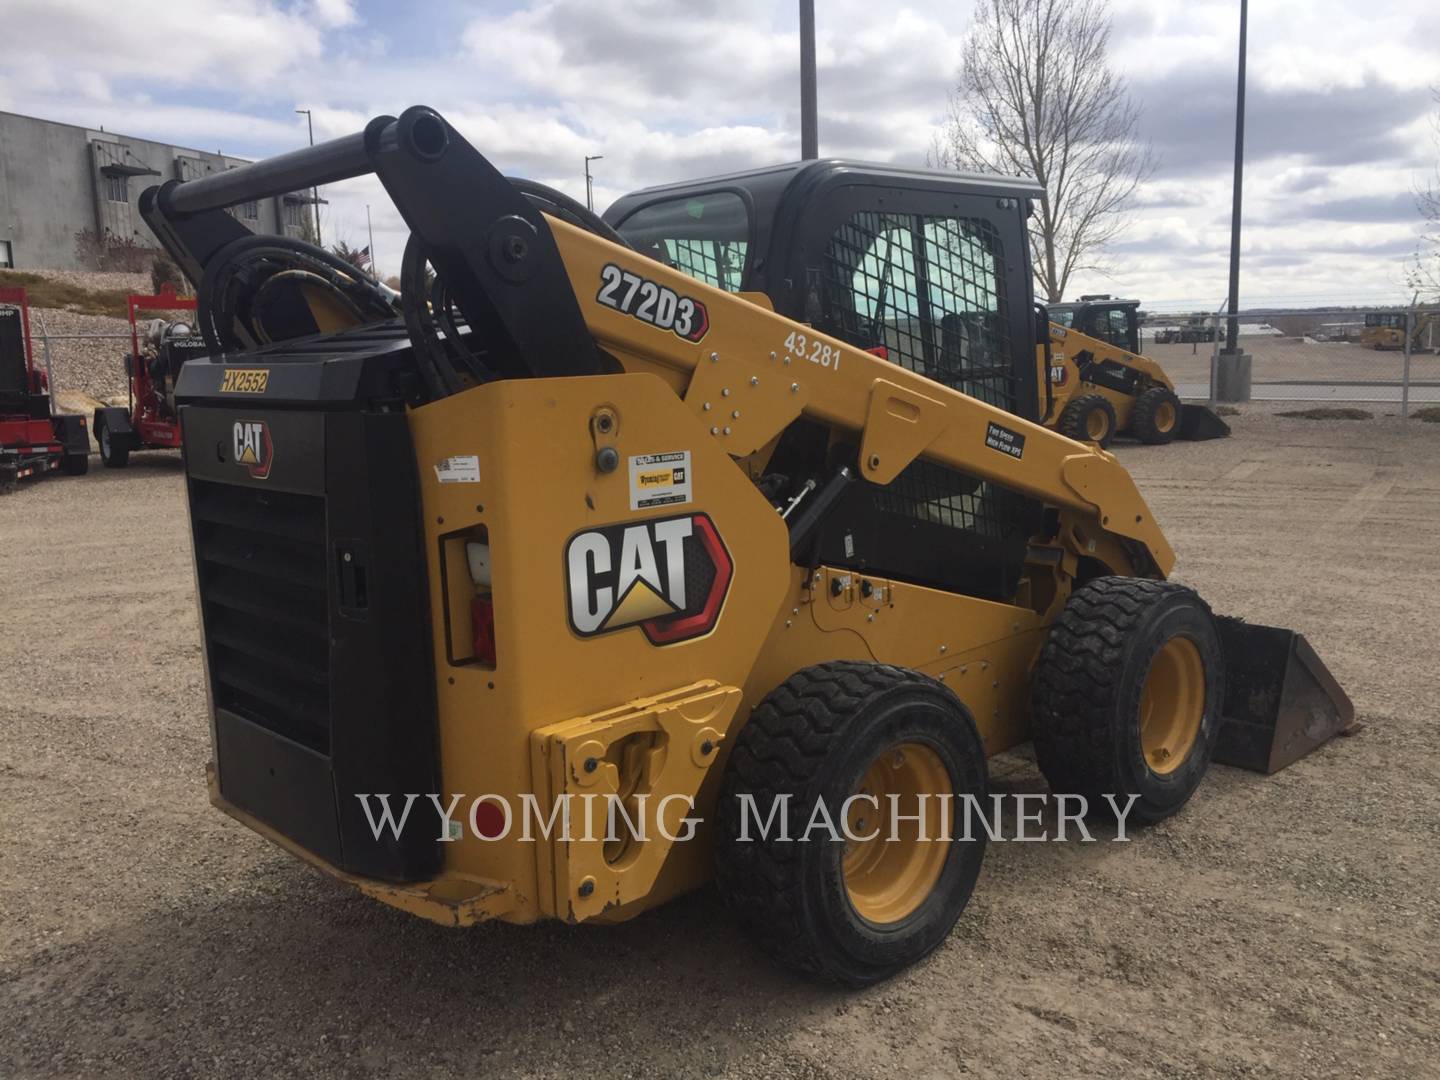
629;451;692;510
434;455;481;484
984;422;1026;460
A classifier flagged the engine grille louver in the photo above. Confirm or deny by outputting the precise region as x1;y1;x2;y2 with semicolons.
191;479;331;753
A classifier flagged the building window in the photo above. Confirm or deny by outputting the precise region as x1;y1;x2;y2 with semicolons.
283;201;303;228
103;173;128;203
241;200;259;222
0;240;12;268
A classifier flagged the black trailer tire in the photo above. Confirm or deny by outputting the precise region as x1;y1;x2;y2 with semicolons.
714;661;988;987
97;420;129;468
62;451;89;475
1131;387;1182;444
1058;394;1117;448
1032;577;1224;825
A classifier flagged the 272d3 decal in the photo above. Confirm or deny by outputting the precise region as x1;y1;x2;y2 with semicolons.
565;512;731;645
596;263;709;342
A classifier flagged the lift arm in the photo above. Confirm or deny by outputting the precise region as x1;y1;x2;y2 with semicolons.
546;219;1175;577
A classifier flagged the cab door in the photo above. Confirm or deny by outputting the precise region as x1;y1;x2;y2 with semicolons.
1080;304;1140;354
780;180;1039;423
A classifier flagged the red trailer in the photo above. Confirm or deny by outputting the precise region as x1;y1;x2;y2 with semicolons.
0;286;89;490
93;287;205;468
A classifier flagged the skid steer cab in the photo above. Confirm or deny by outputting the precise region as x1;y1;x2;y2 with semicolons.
605;189;1226;449
144;107;1352;987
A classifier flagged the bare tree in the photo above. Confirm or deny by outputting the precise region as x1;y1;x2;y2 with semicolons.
1408;88;1440;299
933;0;1154;302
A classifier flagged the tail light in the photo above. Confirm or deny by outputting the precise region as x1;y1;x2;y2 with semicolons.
470;596;496;667
467;540;496;666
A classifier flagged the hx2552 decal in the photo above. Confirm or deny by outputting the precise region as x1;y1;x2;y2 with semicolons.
565;512;731;645
219;368;269;394
597;263;709;342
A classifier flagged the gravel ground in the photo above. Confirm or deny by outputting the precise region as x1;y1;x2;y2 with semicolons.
1;408;1438;1079
30;308;133;404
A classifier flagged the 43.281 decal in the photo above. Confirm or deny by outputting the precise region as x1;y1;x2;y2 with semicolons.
597;263;709;342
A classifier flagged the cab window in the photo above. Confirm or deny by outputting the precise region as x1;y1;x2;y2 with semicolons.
823;210;1014;411
615;191;749;292
1087;307;1134;351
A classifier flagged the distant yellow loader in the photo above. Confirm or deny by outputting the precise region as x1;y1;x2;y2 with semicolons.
1361;311;1436;351
1041;297;1229;447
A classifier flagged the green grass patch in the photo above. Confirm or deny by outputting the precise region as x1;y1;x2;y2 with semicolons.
0;269;130;318
1214;405;1241;416
1276;407;1374;421
1411;406;1440;423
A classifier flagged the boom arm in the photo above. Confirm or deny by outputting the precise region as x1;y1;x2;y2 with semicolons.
546;219;1175;577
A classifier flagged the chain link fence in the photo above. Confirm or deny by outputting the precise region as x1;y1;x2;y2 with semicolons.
1143;305;1440;412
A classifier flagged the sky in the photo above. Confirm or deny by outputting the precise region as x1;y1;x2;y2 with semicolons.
1;0;1435;309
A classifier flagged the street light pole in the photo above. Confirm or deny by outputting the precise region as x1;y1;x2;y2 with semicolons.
1223;0;1247;354
295;108;322;247
584;154;604;212
799;0;818;159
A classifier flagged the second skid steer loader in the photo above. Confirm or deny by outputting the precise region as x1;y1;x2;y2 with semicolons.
1041;297;1229;446
141;108;1351;986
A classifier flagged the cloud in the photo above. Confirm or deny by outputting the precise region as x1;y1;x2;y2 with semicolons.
1278;192;1421;224
1132;73;1433;177
0;0;326;91
313;0;357;29
0;0;1431;304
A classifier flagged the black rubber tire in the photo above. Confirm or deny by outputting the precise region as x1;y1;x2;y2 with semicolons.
61;451;89;475
1131;387;1183;445
1058;394;1117;448
97;421;129;468
1031;577;1224;825
714;661;988;987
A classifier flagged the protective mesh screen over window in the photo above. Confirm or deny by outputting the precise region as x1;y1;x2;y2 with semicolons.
824;209;1036;559
823;211;1017;412
661;237;747;292
616;191;749;292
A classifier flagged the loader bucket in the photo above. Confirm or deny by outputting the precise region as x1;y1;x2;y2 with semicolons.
1211;617;1356;773
1178;403;1231;440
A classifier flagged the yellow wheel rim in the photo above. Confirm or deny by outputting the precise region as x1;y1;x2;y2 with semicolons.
1154;401;1176;432
1139;637;1205;775
1085;408;1109;441
842;742;952;924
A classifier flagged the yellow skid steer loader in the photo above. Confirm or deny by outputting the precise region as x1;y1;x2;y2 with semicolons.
1041;297;1230;447
141;109;1350;986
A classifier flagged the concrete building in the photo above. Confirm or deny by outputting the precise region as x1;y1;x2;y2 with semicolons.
0;110;316;270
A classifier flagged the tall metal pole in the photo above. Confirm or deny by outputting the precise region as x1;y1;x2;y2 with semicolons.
584;154;604;212
799;0;818;159
365;203;377;279
1401;293;1417;420
1223;0;1247;353
295;108;321;247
